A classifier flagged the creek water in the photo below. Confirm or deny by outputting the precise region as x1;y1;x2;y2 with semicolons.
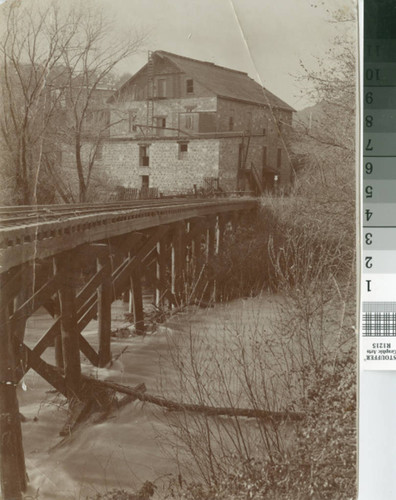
19;293;282;499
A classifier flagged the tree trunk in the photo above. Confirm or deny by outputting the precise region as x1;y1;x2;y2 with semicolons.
0;309;27;499
75;134;87;203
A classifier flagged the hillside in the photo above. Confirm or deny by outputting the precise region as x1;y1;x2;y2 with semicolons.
294;100;330;130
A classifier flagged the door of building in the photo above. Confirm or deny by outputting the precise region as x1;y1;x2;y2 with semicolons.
140;175;149;198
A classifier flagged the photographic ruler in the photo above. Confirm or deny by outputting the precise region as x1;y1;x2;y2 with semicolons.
362;0;396;369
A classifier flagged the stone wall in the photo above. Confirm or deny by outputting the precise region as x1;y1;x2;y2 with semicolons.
96;138;219;195
70;88;293;198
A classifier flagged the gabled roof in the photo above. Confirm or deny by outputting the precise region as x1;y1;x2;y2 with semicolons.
156;51;294;112
111;50;294;112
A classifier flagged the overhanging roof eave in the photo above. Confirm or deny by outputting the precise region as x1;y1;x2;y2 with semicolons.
216;94;295;112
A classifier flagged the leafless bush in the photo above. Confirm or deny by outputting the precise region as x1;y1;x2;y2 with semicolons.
158;313;290;488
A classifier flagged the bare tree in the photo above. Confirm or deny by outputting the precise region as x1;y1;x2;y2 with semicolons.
0;0;145;205
0;1;76;204
51;4;145;202
290;5;357;213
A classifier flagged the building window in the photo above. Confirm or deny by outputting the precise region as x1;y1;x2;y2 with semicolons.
185;114;194;129
262;128;266;136
139;145;150;166
277;122;283;134
247;112;252;133
155;117;166;135
141;175;149;189
86;110;110;128
131;84;137;100
157;78;166;98
262;146;267;167
277;148;282;170
178;142;188;160
229;116;234;131
129;109;138;132
186;79;194;94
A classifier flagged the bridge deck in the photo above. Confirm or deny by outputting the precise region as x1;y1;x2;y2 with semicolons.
0;198;257;272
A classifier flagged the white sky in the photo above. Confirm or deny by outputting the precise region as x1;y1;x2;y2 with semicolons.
101;0;358;110
1;0;357;109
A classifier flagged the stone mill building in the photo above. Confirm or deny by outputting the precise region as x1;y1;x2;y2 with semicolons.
94;50;295;196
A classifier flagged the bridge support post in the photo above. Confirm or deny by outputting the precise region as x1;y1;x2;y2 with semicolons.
203;216;216;303
217;214;227;255
190;220;206;305
51;264;64;371
215;215;228;302
172;222;184;303
97;252;112;367
192;221;203;280
207;217;216;262
156;237;167;309
130;270;144;335
54;318;64;371
0;305;27;500
55;254;81;400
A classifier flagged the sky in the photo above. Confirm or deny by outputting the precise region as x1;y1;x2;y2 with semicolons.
100;0;358;110
0;0;358;110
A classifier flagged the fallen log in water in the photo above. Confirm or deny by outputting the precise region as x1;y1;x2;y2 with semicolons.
85;376;304;423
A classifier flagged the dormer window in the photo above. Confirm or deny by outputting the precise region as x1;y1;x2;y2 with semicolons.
186;79;194;94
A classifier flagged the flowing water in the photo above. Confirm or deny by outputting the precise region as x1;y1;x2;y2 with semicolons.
20;294;283;499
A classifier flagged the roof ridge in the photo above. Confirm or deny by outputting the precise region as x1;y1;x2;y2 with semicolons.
155;50;248;76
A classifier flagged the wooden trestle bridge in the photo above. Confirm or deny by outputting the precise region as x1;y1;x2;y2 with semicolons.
0;197;257;499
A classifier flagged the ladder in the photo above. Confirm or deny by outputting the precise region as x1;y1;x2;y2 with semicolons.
249;163;265;195
241;131;265;195
146;51;154;130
